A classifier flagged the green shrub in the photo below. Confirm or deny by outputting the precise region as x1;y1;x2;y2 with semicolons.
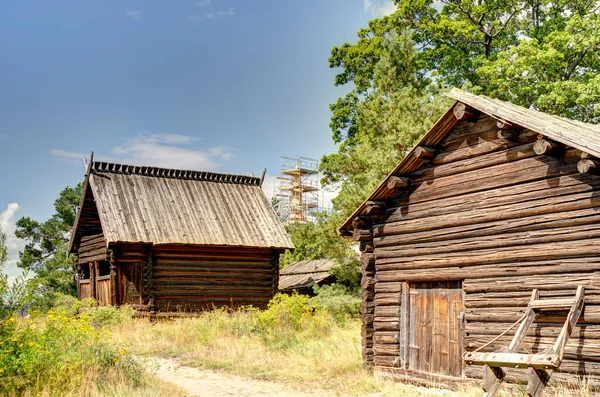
311;284;361;323
81;305;136;327
0;309;142;396
256;293;331;347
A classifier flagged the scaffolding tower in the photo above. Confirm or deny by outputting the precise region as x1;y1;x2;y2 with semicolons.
275;155;320;224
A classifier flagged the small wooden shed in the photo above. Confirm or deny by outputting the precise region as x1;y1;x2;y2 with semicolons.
339;89;600;389
278;259;336;295
68;160;293;311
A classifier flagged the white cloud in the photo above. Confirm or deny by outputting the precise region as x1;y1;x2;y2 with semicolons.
363;0;397;17
188;14;203;22
126;10;141;21
197;0;211;6
206;8;234;19
0;203;26;278
51;133;236;171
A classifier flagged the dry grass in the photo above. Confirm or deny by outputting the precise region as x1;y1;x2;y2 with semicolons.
111;311;597;397
112;313;457;396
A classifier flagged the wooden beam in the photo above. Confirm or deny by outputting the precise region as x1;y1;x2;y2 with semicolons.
413;146;437;160
463;352;560;370
399;282;410;369
577;152;599;174
109;249;118;306
360;241;374;253
364;200;386;216
533;135;560;156
453;102;479;121
387;176;410;190
527;367;551;397
352;216;372;229
353;228;373;241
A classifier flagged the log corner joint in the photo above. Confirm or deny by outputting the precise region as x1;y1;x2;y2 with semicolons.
533;135;562;157
577;151;599;174
387;176;411;190
453;102;480;122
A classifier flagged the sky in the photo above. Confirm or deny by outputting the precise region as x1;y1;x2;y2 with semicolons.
0;0;397;278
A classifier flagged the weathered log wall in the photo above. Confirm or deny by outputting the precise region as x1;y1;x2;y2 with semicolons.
77;233;106;264
113;244;279;311
355;114;600;384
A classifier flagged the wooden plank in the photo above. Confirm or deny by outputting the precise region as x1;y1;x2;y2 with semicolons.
399;282;410;369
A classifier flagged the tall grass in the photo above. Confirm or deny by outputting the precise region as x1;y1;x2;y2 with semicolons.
113;293;452;396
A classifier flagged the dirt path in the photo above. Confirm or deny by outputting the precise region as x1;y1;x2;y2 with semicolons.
146;357;332;397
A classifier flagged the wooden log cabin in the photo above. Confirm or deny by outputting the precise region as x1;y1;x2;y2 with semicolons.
339;89;600;389
68;160;293;311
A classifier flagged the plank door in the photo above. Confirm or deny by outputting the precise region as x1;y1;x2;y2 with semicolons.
119;262;142;305
408;281;463;377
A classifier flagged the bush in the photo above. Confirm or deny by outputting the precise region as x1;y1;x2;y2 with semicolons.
256;293;331;347
312;284;361;323
0;308;142;396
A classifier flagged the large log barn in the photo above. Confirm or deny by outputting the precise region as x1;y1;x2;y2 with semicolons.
339;89;600;394
68;160;293;312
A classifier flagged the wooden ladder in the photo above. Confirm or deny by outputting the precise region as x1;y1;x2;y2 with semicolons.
463;286;585;397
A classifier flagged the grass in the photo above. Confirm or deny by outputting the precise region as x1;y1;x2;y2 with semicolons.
109;294;465;396
2;292;596;396
109;293;597;397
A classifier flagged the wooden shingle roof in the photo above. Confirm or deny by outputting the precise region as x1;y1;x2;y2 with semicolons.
69;161;294;251
278;259;336;291
339;88;600;233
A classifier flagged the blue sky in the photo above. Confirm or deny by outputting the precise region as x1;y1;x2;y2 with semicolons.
0;0;397;277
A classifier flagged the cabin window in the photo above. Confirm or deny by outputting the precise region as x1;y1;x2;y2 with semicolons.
98;260;111;277
80;264;90;280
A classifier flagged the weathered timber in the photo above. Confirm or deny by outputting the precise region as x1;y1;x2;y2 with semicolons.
340;93;600;386
533;135;561;156
577;152;599;174
387;176;410;190
413;146;437;160
453;102;479;121
433;130;538;165
353;228;373;241
352;216;372;229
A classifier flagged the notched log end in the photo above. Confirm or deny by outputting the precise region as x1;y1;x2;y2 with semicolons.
453;102;480;122
577;153;599;174
413;146;437;160
387;176;411;190
533;136;561;156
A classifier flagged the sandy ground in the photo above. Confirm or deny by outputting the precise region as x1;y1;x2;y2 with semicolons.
146;357;332;397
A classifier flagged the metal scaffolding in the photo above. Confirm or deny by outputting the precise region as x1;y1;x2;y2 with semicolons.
274;155;320;224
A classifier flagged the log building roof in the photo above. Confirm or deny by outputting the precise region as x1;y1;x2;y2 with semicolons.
278;259;336;291
339;88;600;234
69;161;294;252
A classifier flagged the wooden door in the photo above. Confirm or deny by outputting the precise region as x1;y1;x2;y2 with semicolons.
119;262;142;305
408;281;463;377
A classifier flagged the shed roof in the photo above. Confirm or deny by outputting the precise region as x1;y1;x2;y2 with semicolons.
339;88;600;233
69;161;294;251
278;259;336;291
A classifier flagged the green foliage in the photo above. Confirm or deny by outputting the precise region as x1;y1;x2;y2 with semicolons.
256;293;330;347
15;184;82;305
280;212;356;267
311;284;361;323
0;309;142;395
0;273;30;319
324;1;600;218
0;232;7;268
479;13;600;123
323;31;450;216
